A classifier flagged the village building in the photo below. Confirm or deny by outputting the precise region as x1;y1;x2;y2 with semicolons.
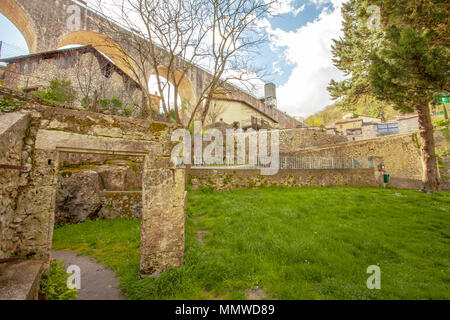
333;114;382;136
0;45;152;118
203;82;306;130
398;115;420;134
207;97;278;129
327;113;421;141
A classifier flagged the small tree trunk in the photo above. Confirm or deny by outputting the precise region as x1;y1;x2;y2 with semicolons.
201;97;212;124
417;104;440;192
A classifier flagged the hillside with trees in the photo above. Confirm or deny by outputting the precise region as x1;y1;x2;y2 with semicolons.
305;95;402;127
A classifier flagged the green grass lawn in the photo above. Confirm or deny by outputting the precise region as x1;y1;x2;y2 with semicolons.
52;186;450;300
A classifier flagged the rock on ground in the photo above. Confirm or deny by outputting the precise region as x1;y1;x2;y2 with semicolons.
55;170;103;225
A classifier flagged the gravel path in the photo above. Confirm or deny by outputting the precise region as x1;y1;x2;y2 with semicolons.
51;250;125;300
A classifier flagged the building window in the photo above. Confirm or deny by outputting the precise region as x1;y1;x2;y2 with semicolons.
101;63;113;78
377;123;399;134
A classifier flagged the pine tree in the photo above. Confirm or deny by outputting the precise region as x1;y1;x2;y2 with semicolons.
330;0;449;192
327;0;387;111
368;0;449;192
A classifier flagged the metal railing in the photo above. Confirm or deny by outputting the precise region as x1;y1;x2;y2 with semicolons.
276;156;368;170
196;156;370;170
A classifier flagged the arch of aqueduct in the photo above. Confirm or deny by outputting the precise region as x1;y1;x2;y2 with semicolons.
0;0;292;123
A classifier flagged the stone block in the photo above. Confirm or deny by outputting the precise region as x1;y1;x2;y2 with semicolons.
0;260;45;300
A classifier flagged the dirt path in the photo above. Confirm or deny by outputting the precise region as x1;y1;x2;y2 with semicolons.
51;250;125;300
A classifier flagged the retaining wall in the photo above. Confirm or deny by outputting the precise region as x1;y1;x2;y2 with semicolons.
189;168;380;191
282;133;423;189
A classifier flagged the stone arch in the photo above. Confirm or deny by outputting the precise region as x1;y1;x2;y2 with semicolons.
0;0;37;52
57;30;135;79
151;66;197;109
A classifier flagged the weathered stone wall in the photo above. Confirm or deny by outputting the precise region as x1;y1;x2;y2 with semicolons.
0;112;30;259
214;128;348;163
0;65;6;82
4;49;146;118
59;152;143;168
282;133;423;189
0;90;186;276
278;128;348;153
189;168;380;191
140;156;186;277
22;103;175;261
55;159;144;225
99;191;142;220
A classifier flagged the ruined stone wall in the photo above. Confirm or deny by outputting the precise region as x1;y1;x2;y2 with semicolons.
189;168;379;191
278;128;348;153
282;133;423;189
140;155;186;276
0;91;185;275
0;66;6;82
4;51;145;117
0;112;30;259
55;158;144;225
99;191;142;220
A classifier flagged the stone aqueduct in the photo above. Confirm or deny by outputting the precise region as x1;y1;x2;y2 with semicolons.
1;0;297;126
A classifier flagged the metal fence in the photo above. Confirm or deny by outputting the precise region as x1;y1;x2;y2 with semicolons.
253;156;370;170
197;156;371;170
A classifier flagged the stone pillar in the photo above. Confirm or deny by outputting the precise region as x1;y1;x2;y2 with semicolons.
14;149;59;260
140;156;186;277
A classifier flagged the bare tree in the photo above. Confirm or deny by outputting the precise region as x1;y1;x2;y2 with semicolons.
74;51;108;110
187;0;274;127
92;0;273;125
206;100;226;125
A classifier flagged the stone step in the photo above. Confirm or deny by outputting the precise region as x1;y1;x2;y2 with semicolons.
0;259;45;300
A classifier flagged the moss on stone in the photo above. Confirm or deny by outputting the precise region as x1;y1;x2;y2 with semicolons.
60;164;97;175
151;122;168;133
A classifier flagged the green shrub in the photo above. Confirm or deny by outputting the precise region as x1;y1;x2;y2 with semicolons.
39;259;77;300
435;119;449;128
81;96;92;107
0;99;26;114
124;108;132;116
99;99;110;108
198;185;215;193
34;79;77;105
111;98;123;109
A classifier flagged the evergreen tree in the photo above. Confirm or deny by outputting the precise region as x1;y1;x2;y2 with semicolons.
327;0;387;112
368;0;449;192
330;0;449;192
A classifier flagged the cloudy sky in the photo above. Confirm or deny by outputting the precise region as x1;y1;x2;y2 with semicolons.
0;0;346;117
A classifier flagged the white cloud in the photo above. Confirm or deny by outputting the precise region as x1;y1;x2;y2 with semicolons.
309;0;332;5
265;0;346;117
272;61;283;76
266;1;305;17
